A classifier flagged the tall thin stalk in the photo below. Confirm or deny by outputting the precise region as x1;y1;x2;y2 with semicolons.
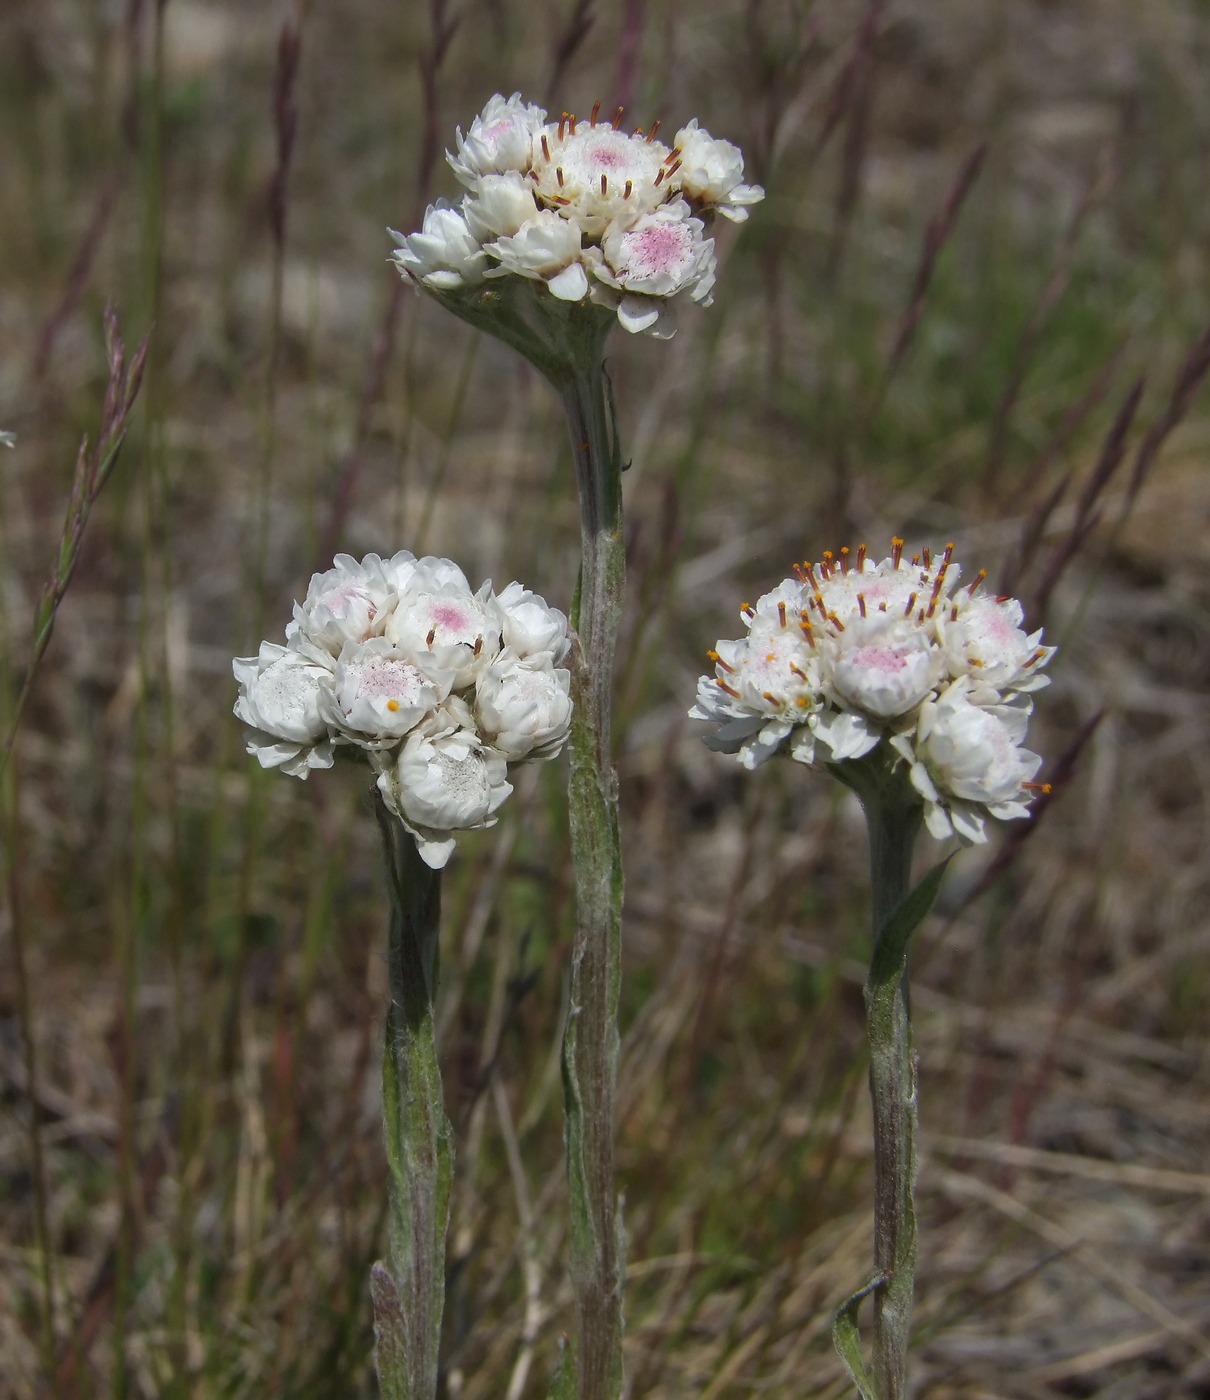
425;283;627;1400
832;755;944;1400
554;327;626;1400
370;792;453;1400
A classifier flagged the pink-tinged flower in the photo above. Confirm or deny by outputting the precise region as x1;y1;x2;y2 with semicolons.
291;552;398;655
593;201;716;335
692;540;1054;841
447;92;548;188
327;638;454;748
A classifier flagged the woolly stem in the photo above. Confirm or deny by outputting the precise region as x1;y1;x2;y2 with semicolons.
554;316;627;1400
857;770;923;1400
370;794;452;1400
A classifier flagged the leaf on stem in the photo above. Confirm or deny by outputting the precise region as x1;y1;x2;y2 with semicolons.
832;1273;886;1400
868;856;952;990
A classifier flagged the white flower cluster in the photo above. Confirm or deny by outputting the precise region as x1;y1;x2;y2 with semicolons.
392;93;764;338
233;552;572;869
690;541;1056;844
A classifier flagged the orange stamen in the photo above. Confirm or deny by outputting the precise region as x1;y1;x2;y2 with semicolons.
1023;782;1052;793
967;570;988;595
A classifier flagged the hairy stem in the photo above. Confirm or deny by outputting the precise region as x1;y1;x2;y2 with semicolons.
557;320;626;1400
861;784;923;1399
371;794;452;1400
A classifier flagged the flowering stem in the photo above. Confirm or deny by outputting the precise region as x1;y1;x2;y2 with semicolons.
862;785;922;1400
554;312;626;1400
428;283;626;1397
829;754;926;1400
371;792;452;1400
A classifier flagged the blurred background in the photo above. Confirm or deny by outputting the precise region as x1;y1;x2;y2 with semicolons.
4;1;1210;1396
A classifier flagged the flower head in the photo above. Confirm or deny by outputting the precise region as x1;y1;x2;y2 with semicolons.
232;641;336;778
691;540;1055;844
396;96;762;339
235;553;572;868
390;202;488;291
448;93;548;188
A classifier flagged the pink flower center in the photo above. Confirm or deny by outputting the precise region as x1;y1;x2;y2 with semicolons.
356;658;423;702
585;138;628;170
430;602;470;631
623;222;692;277
850;645;910;672
319;583;367;620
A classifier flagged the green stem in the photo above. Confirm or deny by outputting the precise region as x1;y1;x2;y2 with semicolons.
556;321;626;1400
370;794;452;1400
423;281;627;1400
856;772;923;1400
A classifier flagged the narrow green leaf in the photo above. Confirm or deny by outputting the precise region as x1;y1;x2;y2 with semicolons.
546;1338;576;1400
868;856;952;990
832;1275;885;1400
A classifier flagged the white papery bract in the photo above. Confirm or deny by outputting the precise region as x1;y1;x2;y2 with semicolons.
392;96;762;338
691;540;1055;844
235;552;572;868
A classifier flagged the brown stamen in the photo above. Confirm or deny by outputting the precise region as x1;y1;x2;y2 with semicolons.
647;119;660;142
541;133;551;162
922;546;932;569
857;593;867;617
473;636;483;656
591;100;601;127
569;113;577;134
623;179;633;200
707;649;735;673
857;543;867;571
558;114;567;140
903;592;917;617
654;168;665;186
556;166;565;187
717;680;741;698
1023;782;1052;793
967;569;988;595
891;536;904;569
601;174;608;197
426;627;436;646
612;107;624;129
777;601;787;627
828;613;845;631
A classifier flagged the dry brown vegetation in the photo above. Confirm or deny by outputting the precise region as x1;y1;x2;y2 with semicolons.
3;1;1210;1396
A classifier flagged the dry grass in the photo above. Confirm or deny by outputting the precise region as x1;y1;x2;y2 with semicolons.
3;1;1210;1396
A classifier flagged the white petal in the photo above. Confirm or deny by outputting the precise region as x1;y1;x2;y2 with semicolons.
547;261;588;301
617;295;661;334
